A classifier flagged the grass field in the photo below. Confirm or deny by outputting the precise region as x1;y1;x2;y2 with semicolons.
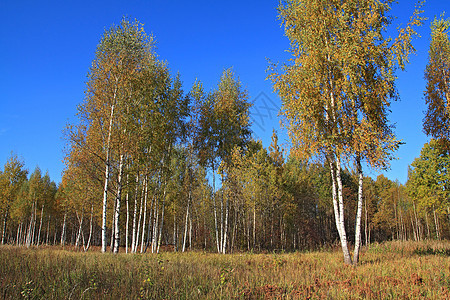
1;241;450;299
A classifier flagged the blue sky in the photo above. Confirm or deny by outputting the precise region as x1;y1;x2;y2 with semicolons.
0;0;448;184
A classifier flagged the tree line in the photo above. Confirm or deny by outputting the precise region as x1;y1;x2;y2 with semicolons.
1;144;448;253
1;1;449;266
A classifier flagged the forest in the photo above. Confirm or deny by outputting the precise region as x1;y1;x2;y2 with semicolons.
1;0;450;269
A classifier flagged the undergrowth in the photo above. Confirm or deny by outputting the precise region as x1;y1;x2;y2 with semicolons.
1;240;449;299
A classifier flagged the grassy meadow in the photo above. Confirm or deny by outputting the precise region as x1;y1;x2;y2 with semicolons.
1;241;450;299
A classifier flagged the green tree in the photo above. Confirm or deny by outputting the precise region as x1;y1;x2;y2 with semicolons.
67;18;162;253
424;15;450;144
406;139;450;239
373;174;396;240
193;69;252;253
0;154;28;244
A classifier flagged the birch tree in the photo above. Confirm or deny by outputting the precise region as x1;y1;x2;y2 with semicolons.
270;0;423;265
0;154;28;244
193;69;251;253
67;18;156;253
424;15;450;144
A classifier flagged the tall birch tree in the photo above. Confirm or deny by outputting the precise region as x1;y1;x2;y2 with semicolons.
193;69;252;253
270;0;423;265
68;18;156;253
423;15;450;145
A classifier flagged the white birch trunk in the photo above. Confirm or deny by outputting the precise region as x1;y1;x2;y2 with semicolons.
336;155;352;265
75;211;84;247
433;207;440;240
61;210;67;246
220;191;224;253
1;207;9;245
156;179;166;254
329;160;342;240
413;201;420;240
134;176;145;253
85;204;93;252
131;173;139;253
26;202;35;248
212;164;220;253
222;194;229;254
37;204;44;247
182;190;191;252
16;222;21;246
189;215;192;251
140;176;148;253
113;154;125;253
125;174;130;254
46;216;50;245
353;157;364;265
110;200;116;252
144;193;156;253
152;196;159;253
31;201;37;246
101;99;116;253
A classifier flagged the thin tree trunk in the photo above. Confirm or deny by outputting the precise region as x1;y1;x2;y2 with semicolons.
425;211;431;238
113;154;125;253
151;196;159;253
253;204;256;250
364;192;368;246
85;204;93;252
433;207;440;240
110;199;116;252
409;211;419;241
53;222;57;245
394;202;399;240
101;155;111;251
134;176;145;253
222;192;229;254
61;210;67;246
412;201;420;240
102;151;111;253
182;190;191;252
353;157;364;265
46;215;50;245
335;155;352;265
131;173;139;253
157;178;167;254
31;201;37;246
75;211;84;247
37;204;44;246
1;206;9;245
140;175;148;253
16;222;21;246
189;214;192;251
220;188;224;253
329;160;342;240
173;213;177;252
26;202;35;248
144;193;156;253
212;163;220;253
125;174;130;254
101;98;116;253
399;205;404;241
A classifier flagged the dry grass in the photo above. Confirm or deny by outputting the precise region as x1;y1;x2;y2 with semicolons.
1;240;449;299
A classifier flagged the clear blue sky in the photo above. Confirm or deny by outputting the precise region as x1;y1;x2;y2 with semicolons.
0;0;448;184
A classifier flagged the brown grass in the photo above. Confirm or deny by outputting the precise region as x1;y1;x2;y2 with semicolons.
1;240;449;299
